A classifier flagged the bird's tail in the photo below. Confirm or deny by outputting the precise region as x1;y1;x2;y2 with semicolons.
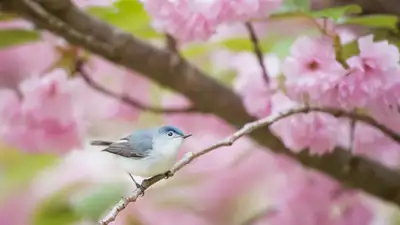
90;140;113;146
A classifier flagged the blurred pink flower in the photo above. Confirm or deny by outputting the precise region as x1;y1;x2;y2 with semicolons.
0;69;83;154
282;36;346;103
108;72;150;121
0;21;59;90
267;172;339;225
128;149;282;225
265;168;372;225
0;191;35;225
142;0;282;42
330;192;373;225
83;56;150;122
271;112;339;155
162;94;233;136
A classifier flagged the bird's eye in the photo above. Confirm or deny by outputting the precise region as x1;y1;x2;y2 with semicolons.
167;131;174;136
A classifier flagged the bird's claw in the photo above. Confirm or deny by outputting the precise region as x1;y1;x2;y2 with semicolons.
135;183;145;197
127;173;146;197
164;170;173;179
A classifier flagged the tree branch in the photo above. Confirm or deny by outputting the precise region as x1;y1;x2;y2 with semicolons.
5;0;400;215
165;33;178;53
73;59;197;114
245;22;269;84
99;106;400;224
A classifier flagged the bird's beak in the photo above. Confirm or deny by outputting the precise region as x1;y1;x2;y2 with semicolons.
183;134;192;139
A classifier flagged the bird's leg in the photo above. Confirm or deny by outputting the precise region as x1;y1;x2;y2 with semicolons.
127;173;145;196
164;170;173;179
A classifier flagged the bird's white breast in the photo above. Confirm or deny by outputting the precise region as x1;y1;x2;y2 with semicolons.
116;137;183;178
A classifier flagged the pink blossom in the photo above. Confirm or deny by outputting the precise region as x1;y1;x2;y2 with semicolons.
352;122;400;168
142;0;283;42
232;52;280;118
0;69;83;154
282;35;346;102
271;112;339;155
322;35;400;108
366;83;400;133
344;35;400;105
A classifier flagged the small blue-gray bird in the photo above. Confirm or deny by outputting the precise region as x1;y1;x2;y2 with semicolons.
90;125;191;192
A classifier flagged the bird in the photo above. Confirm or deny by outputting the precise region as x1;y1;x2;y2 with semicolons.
90;125;192;193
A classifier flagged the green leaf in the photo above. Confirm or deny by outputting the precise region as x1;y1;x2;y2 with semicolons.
373;28;400;49
181;43;214;58
72;183;125;220
340;40;360;61
269;37;297;59
86;0;162;39
341;15;399;30
219;38;253;52
216;35;296;59
33;184;83;225
217;37;279;53
277;0;310;13
0;29;41;49
310;4;362;21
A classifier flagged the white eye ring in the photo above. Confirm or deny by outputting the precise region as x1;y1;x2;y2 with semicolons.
167;131;174;136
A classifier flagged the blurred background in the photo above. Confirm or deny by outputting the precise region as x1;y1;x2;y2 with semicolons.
1;0;400;224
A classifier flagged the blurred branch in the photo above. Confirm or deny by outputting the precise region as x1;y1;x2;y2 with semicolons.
100;106;400;224
245;22;269;84
5;0;400;217
73;60;197;114
165;33;178;53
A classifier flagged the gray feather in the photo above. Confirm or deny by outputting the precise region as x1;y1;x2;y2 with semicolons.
101;130;154;158
91;140;113;146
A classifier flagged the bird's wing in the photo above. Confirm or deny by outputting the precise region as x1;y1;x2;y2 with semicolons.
101;131;153;158
91;140;113;146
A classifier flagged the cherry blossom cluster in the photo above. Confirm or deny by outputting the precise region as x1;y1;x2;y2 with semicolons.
233;33;400;165
141;0;283;41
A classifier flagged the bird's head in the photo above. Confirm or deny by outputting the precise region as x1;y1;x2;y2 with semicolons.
153;125;192;152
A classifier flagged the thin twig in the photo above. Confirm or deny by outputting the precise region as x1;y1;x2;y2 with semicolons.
73;60;197;114
99;106;400;224
349;118;356;151
245;22;269;84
